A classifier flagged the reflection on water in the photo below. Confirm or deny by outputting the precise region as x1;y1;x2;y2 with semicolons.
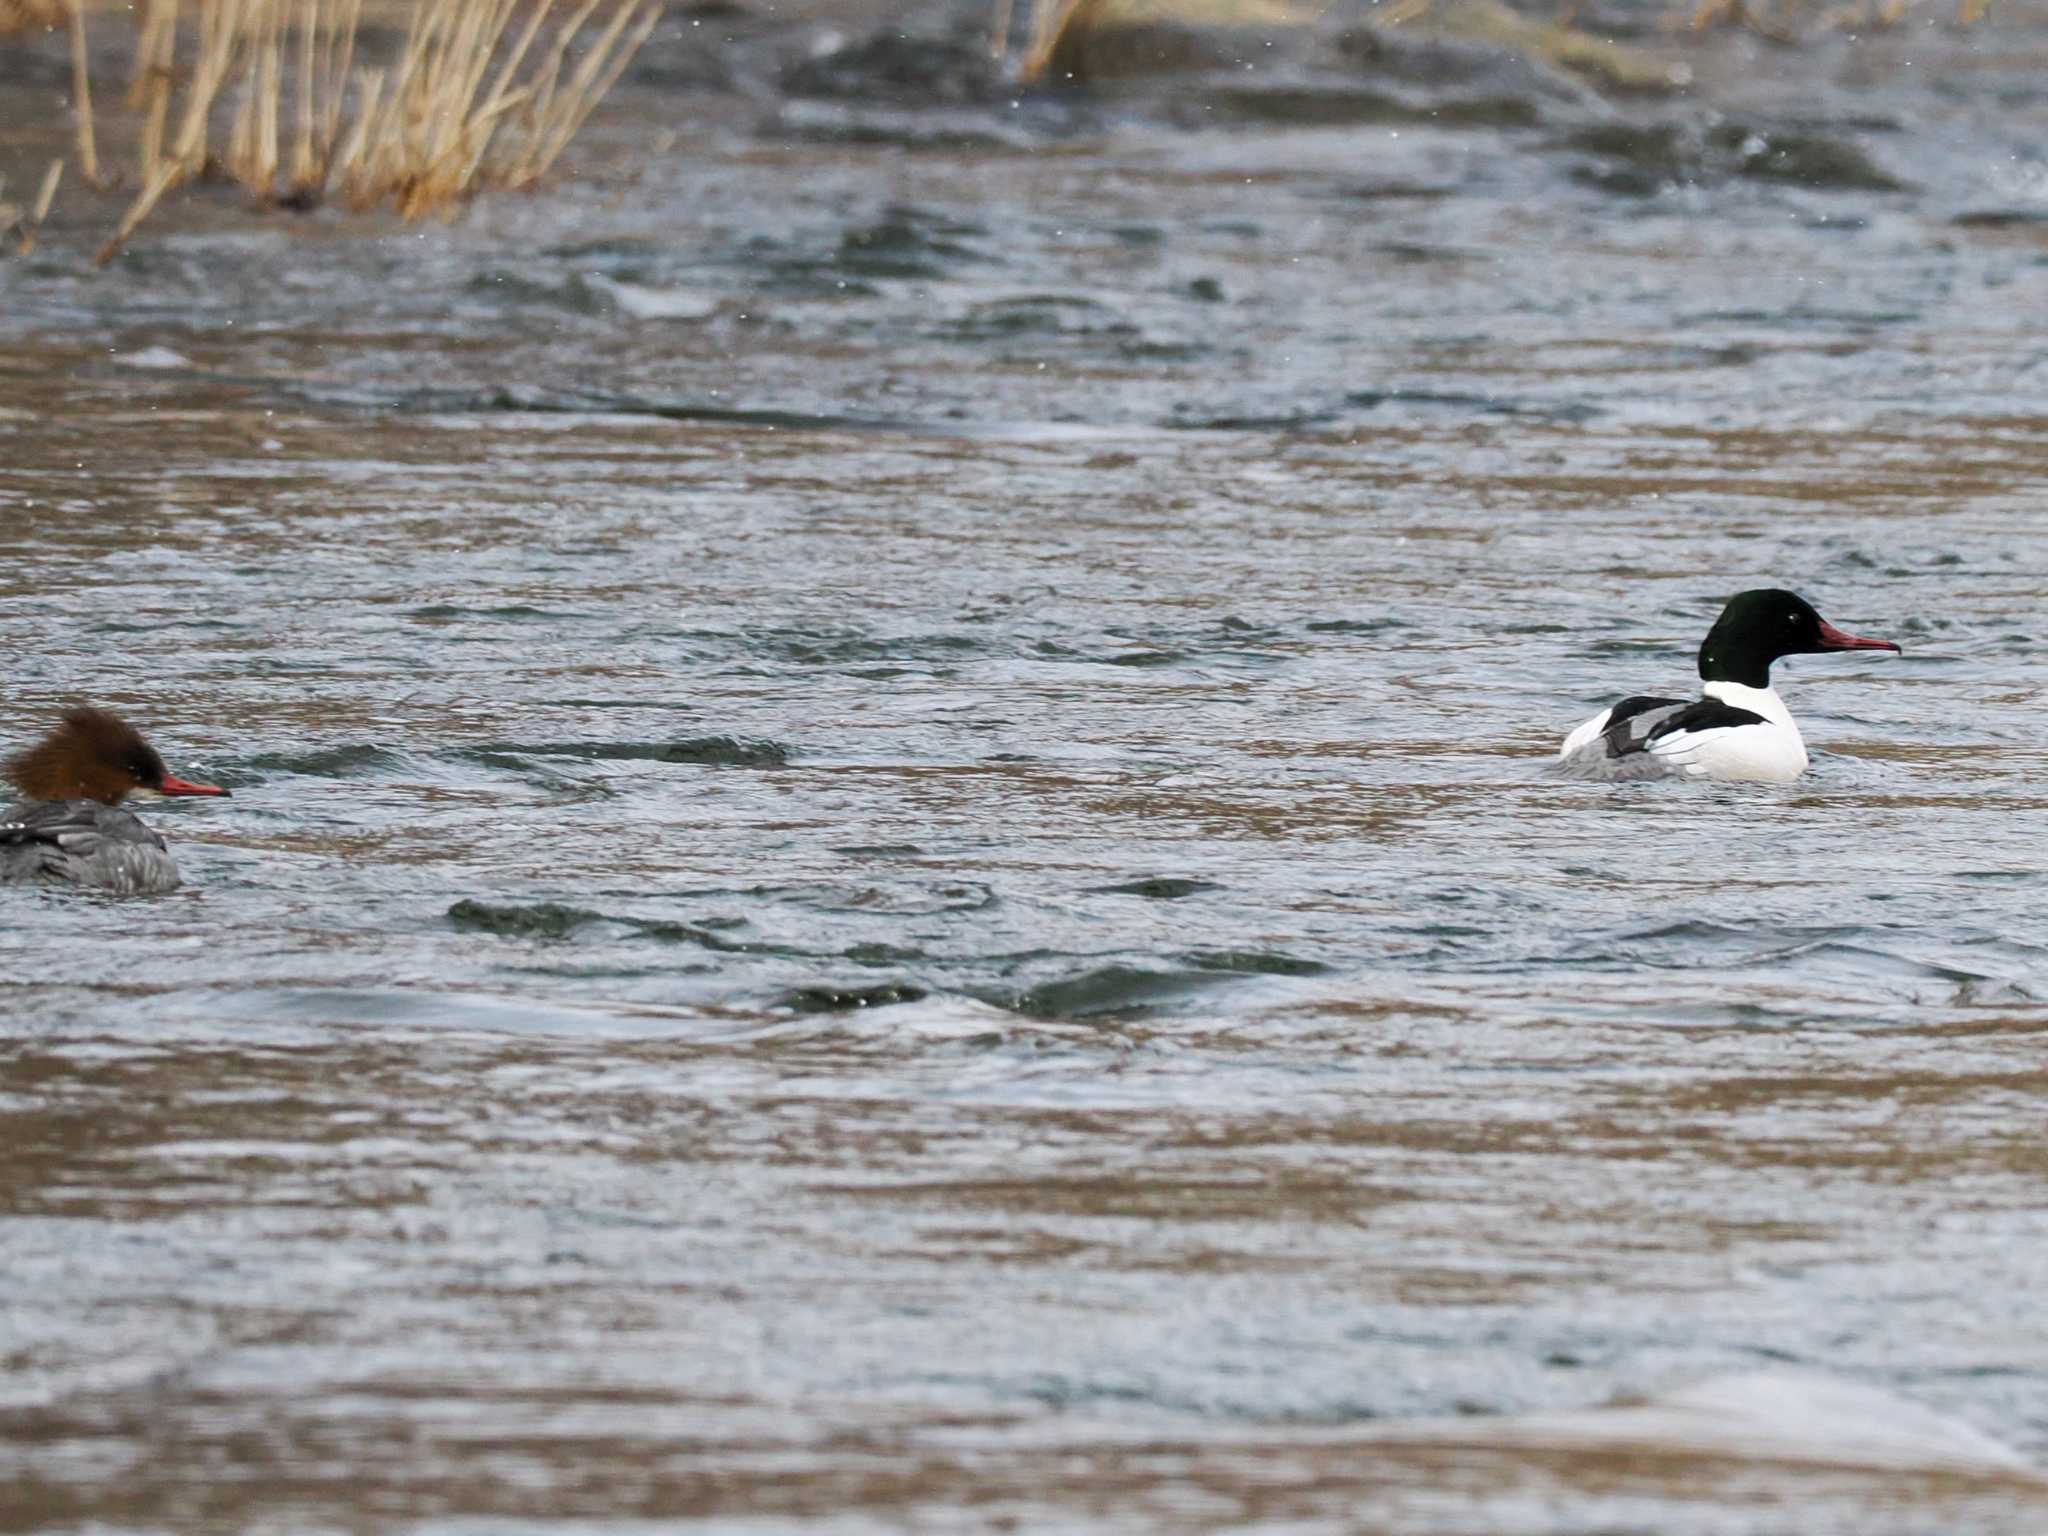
6;0;2048;1528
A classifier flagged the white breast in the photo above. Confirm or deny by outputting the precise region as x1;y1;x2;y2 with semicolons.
1651;682;1808;782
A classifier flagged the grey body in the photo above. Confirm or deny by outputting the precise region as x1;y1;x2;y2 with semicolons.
1554;696;1696;782
0;798;183;894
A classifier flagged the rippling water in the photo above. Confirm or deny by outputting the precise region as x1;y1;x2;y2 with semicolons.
6;2;2048;1528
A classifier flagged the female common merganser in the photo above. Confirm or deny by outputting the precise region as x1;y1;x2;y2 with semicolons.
1;707;228;894
1557;589;1900;782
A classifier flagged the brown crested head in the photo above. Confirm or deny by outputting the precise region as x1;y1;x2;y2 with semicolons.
4;706;228;805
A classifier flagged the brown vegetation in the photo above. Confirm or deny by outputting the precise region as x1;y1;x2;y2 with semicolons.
1687;0;1992;36
40;0;658;262
0;159;64;253
1010;0;1998;81
0;0;64;35
1016;0;1310;82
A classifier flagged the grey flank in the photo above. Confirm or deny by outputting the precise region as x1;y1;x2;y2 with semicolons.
0;799;183;894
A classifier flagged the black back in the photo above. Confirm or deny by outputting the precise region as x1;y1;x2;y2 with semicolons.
1605;695;1682;732
1644;698;1769;743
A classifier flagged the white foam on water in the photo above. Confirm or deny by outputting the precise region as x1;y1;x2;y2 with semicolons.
1372;1370;2040;1479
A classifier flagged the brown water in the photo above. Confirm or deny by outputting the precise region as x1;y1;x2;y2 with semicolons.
6;2;2048;1529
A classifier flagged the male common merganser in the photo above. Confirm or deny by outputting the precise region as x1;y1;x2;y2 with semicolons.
1;707;229;893
1557;589;1900;782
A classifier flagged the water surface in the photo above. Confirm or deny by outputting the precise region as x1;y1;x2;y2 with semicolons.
5;3;2048;1528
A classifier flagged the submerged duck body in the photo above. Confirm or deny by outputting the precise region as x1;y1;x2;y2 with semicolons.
1;707;228;894
1557;590;1900;784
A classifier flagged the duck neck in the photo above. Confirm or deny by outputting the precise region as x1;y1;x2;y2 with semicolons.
1696;627;1775;692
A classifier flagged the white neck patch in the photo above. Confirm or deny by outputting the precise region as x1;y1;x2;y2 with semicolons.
1703;679;1793;729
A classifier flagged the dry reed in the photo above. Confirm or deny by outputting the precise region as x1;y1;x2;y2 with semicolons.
1016;0;1310;81
56;0;658;263
67;0;101;185
1688;0;1991;33
1010;0;1994;80
1011;0;1673;90
0;159;64;255
0;0;64;33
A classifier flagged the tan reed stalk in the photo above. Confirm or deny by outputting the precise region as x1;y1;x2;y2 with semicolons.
197;0;256;181
0;0;66;35
138;0;178;184
103;0;246;261
417;0;518;201
228;7;257;182
96;162;176;263
459;0;529;125
288;0;318;191
95;0;658;252
1017;0;1086;81
505;38;562;180
462;0;554;161
128;0;167;108
322;0;360;156
376;0;440;163
333;65;385;204
248;0;277;187
526;0;640;179
402;0;458;178
359;1;442;199
414;0;467;118
68;0;101;188
450;81;532;190
440;0;513;132
471;0;558;141
528;0;655;181
504;0;605;185
17;159;63;255
33;158;64;223
254;0;282;191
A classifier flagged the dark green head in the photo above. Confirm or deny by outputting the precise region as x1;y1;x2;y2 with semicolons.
1697;589;1900;689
